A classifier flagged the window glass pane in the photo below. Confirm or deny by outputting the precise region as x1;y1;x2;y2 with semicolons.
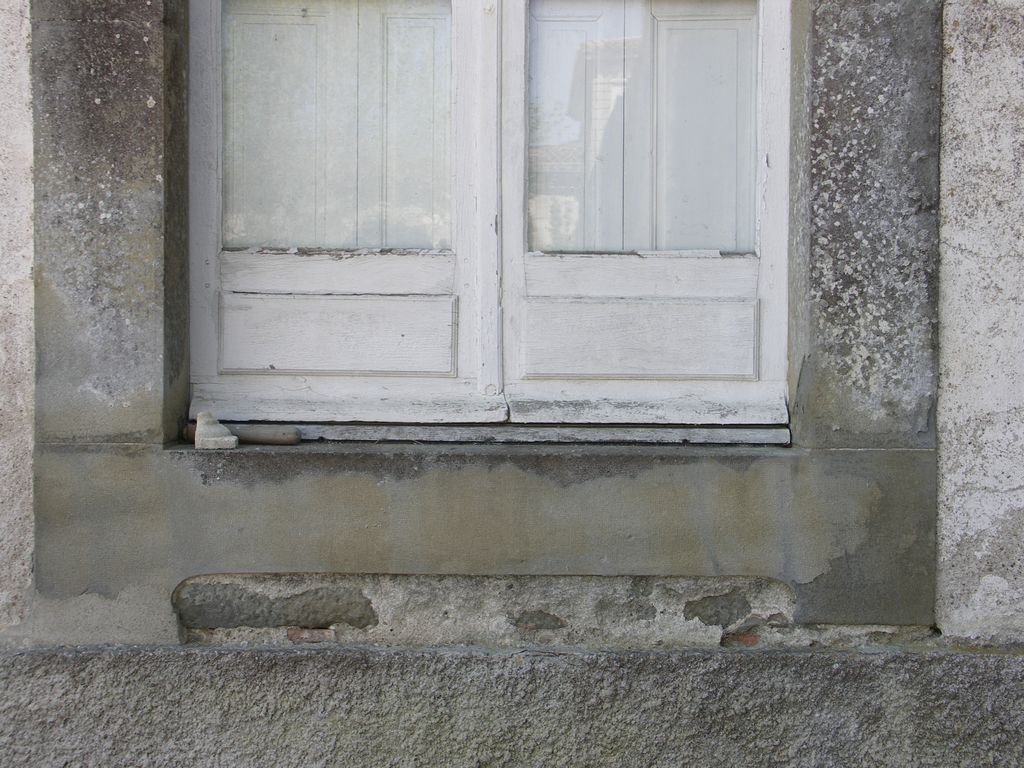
528;0;756;253
223;0;451;249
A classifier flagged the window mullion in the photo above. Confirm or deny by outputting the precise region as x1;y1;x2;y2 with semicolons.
499;0;530;399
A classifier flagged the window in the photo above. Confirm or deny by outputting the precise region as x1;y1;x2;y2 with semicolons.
221;0;452;250
189;0;790;426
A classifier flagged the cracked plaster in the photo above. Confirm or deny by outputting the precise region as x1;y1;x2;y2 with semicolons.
938;0;1024;642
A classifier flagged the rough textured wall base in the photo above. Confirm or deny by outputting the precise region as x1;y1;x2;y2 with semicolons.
0;647;1022;767
939;0;1024;642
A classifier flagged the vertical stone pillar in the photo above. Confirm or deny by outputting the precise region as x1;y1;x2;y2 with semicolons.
794;0;941;450
939;0;1024;642
31;0;187;447
0;0;34;630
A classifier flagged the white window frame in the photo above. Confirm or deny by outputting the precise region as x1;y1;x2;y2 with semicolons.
499;0;790;424
189;0;509;423
188;0;790;430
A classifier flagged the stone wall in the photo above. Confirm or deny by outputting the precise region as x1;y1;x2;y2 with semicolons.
0;0;33;629
938;0;1024;642
0;0;1022;762
4;0;1019;655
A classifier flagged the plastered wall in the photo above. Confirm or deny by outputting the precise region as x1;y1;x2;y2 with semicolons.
0;0;33;629
938;0;1024;643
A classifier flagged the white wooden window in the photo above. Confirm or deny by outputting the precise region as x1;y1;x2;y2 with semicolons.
190;0;790;427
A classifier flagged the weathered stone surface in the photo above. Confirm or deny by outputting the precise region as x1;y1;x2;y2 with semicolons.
0;647;1022;766
285;627;335;643
174;574;794;650
31;0;166;22
793;0;941;448
0;0;33;628
31;1;185;444
683;587;753;629
195;622;947;653
14;443;935;645
720;623;941;651
174;575;379;631
938;0;1024;643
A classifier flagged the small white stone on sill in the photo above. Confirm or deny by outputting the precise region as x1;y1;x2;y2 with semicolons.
194;411;238;450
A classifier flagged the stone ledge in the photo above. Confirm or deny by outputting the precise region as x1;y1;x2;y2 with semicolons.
35;443;937;633
0;646;1021;766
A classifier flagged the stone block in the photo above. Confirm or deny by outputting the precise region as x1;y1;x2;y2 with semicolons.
31;5;182;443
21;442;936;645
793;0;941;448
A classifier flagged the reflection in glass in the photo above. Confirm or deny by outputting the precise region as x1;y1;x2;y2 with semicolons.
528;0;756;253
223;0;451;249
